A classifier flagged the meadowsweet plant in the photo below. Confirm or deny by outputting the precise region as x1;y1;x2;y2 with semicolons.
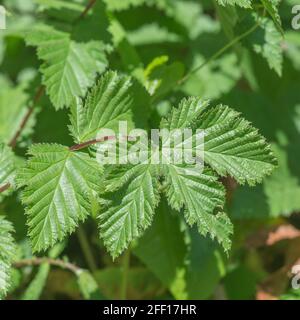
0;0;299;301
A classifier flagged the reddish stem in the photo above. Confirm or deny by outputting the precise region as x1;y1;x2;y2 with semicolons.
78;0;97;20
9;86;44;148
69;136;117;151
0;183;11;194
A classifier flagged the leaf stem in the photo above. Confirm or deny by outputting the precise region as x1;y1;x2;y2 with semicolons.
177;17;263;86
77;226;98;272
13;258;82;275
120;248;131;300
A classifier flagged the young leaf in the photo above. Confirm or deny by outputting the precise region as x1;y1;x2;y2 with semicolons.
0;217;16;298
17;144;103;252
69;71;134;143
26;24;108;109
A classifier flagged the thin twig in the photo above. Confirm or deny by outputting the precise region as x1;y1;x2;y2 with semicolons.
69;136;116;151
13;258;82;275
9;0;96;149
78;0;97;20
9;86;44;148
177;15;264;86
0;183;11;194
69;135;134;151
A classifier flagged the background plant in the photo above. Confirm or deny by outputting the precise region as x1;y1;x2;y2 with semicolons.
0;0;299;300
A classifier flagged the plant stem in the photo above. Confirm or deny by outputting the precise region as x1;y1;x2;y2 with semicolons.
78;0;97;20
69;136;132;151
77;226;98;272
120;249;131;300
13;258;81;275
9;86;44;148
177;18;262;86
69;137;115;151
0;183;11;194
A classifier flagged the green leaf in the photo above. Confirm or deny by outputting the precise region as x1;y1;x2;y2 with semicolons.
161;97;209;130
21;243;65;300
77;270;104;300
99;164;160;259
0;217;16;298
252;17;283;76
0;144;16;188
200;105;277;185
182;53;241;100
104;0;147;11
17;144;103;252
215;2;238;40
0;86;31;144
21;263;50;300
69;71;134;143
34;0;85;11
162;165;231;251
26;24;108;110
216;0;252;8
143;58;185;99
231;144;300;219
260;0;283;35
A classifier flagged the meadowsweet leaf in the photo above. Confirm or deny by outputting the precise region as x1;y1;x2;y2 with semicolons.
199;105;277;185
99;164;160;259
26;24;108;110
17;144;103;252
0;217;16;298
69;71;134;143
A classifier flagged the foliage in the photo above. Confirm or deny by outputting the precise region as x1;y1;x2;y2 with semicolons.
0;0;299;300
